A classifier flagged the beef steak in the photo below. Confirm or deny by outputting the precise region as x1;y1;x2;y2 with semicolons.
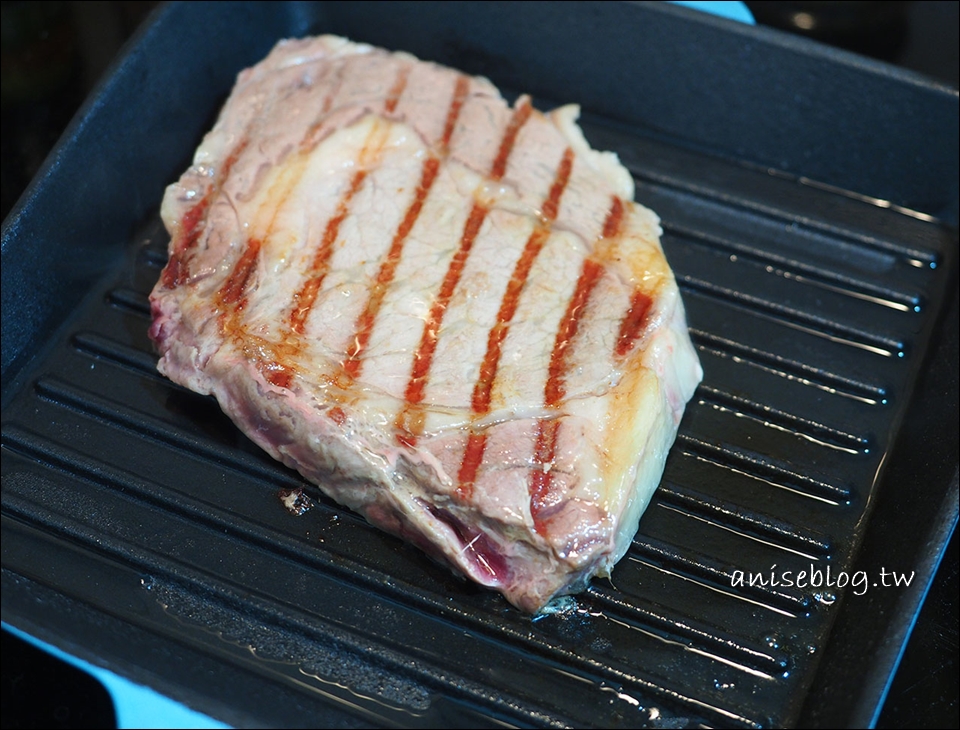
149;35;703;612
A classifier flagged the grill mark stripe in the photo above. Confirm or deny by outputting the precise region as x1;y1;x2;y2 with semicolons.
471;230;550;415
162;139;250;288
213;147;319;386
457;432;489;491
474;148;574;415
343;77;470;379
529;418;562;528
527;198;621;526
528;197;621;488
545;259;605;406
384;64;411;113
289;169;368;334
160;199;209;289
539;147;574;223
442;76;470;150
457;147;575;499
288;120;392;335
218;238;262;311
395;98;534;445
529;259;605;531
218;152;315;379
615;289;654;358
179;198;211;251
397;202;489;443
343;157;442;378
602;195;625;239
490;96;533;181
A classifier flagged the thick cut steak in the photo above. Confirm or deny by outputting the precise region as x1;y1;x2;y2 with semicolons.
149;35;703;612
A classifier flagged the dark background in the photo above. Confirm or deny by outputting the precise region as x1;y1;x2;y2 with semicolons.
2;1;957;727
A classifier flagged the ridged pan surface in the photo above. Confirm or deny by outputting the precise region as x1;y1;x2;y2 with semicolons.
2;2;957;728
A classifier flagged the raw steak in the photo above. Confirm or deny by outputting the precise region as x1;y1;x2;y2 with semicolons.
149;35;703;613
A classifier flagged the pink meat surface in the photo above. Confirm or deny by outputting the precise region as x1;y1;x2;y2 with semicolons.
149;35;703;613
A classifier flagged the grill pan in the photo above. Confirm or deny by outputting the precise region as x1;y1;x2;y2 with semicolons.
2;2;957;727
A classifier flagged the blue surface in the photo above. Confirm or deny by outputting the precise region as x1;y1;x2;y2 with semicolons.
3;622;229;729
671;0;756;25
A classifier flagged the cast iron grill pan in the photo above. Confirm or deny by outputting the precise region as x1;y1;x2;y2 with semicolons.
2;2;957;728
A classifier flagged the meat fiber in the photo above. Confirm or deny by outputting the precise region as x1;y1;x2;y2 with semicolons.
149;35;703;613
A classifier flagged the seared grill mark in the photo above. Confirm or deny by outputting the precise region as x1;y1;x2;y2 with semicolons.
442;76;470;150
290;120;390;334
529;258;605;532
529;418;562;527
384;64;411;113
602;195;625;239
600;195;654;358
546;259;604;405
395;96;533;446
161;199;209;288
471;227;553;414
289;168;368;334
218;156;316;386
343;157;441;378
162;140;249;288
218;238;262;311
224;121;389;393
526;197;625;525
343;77;470;380
161;253;185;290
539;148;574;223
179;197;211;251
397;202;488;441
490;96;533;181
616;289;654;358
457;432;488;494
457;147;575;500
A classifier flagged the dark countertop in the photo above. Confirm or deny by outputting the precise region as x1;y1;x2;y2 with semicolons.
2;2;957;728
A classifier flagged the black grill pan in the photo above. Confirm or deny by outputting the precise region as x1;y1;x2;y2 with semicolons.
2;2;958;727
